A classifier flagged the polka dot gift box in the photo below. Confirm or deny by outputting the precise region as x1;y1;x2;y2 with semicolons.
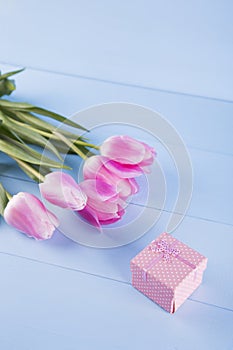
130;232;208;313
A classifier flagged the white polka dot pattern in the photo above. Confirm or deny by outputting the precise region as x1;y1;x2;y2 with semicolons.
130;232;208;313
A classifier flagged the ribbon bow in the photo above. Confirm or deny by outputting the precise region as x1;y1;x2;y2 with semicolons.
150;239;180;263
142;238;197;282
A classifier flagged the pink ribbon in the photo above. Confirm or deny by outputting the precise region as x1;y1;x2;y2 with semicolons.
142;239;197;281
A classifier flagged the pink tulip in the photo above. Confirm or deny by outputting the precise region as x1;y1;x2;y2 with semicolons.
100;135;156;173
83;155;139;199
39;172;87;210
4;192;59;240
78;179;126;229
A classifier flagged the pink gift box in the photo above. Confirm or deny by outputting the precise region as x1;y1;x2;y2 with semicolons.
130;232;208;313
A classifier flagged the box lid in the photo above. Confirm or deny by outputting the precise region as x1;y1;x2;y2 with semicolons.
131;232;207;290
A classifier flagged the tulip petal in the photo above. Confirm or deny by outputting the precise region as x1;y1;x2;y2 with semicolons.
77;205;101;231
83;155;121;187
88;197;119;213
104;160;143;178
40;171;87;210
99;217;121;225
99;205;125;225
83;156;140;201
46;210;60;228
4;192;59;240
96;209;120;221
128;178;139;194
100;135;146;164
79;179;118;202
117;178;138;198
83;156;107;179
138;143;156;168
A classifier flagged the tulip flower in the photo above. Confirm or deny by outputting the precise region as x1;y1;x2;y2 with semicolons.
4;192;59;240
83;155;139;199
39;171;87;210
100;135;156;173
78;179;126;229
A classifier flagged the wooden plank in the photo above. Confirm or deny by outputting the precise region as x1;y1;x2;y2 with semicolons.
0;253;232;350
0;63;232;157
1;134;232;226
0;1;233;100
0;176;232;309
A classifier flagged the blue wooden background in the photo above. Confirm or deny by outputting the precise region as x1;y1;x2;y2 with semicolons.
0;1;233;349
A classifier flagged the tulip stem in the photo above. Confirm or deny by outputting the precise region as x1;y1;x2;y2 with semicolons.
73;140;99;150
13;158;45;183
53;131;87;159
0;183;12;200
0;183;12;216
3;116;99;150
5;190;12;200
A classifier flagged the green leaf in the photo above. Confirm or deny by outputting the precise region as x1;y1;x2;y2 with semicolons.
5;79;16;91
14;159;46;183
12;110;85;140
0;137;70;169
0;99;87;131
0;108;54;131
14;161;51;183
0;111;62;160
16;162;40;182
29;107;87;131
0;183;9;216
0;108;91;160
0;99;33;109
0;68;25;81
50;140;78;154
0;79;16;97
12;110;58;131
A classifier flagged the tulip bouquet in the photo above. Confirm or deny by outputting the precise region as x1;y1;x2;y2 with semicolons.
0;69;155;240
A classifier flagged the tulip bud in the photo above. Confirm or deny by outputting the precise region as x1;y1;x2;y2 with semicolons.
78;179;126;229
100;135;156;172
0;79;16;97
39;172;87;211
4;192;59;240
83;155;139;199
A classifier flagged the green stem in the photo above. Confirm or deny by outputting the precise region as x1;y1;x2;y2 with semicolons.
5;190;12;200
26;125;99;150
73;140;99;150
0;182;12;216
13;158;45;182
53;131;87;160
2;116;99;150
0;182;12;199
